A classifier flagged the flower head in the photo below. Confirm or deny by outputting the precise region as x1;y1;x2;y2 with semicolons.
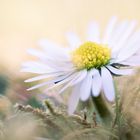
71;41;111;70
22;17;140;114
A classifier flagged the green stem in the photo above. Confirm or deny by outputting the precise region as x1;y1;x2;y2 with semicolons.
114;83;121;140
78;94;113;127
110;81;121;140
91;95;113;126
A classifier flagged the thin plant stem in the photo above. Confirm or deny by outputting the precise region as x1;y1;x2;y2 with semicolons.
114;82;121;140
109;81;121;140
91;95;113;126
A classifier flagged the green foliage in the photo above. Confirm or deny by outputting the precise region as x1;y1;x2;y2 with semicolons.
27;97;43;108
0;75;9;95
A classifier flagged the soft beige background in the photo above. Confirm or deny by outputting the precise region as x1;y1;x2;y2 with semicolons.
0;0;140;73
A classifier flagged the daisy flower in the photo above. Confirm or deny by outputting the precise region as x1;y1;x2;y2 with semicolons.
22;17;140;114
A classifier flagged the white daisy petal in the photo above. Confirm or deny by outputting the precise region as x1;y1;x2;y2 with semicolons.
80;71;92;101
91;69;102;97
112;21;137;54
47;60;75;72
27;72;73;91
21;68;50;74
27;81;52;91
110;20;129;51
116;43;140;62
68;84;81;115
119;62;140;67
107;66;134;75
22;59;75;73
102;16;117;44
21;61;53;74
136;51;140;55
38;39;70;60
27;48;47;59
71;69;87;86
27;48;70;63
87;21;100;43
115;29;140;62
125;30;140;49
101;67;115;101
118;55;140;66
66;32;81;49
45;72;78;92
25;71;66;82
58;70;87;94
22;61;46;68
58;72;81;94
25;75;51;82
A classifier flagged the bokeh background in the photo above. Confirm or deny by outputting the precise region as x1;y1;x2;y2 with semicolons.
1;0;140;72
0;1;140;139
0;0;140;109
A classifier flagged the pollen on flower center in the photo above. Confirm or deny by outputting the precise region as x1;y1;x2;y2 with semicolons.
71;41;111;70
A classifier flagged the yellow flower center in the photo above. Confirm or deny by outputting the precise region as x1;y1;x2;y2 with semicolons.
71;41;111;70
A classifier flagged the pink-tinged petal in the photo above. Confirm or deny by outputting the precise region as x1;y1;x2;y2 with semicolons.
66;32;81;49
68;84;81;115
101;67;115;102
102;16;117;44
80;71;92;101
91;70;102;97
107;66;134;75
87;21;100;43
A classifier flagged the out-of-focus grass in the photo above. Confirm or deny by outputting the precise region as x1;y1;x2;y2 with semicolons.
117;69;140;120
0;68;140;139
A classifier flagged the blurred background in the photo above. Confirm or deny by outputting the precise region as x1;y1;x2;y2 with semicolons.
1;0;140;72
0;0;140;108
0;1;140;139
